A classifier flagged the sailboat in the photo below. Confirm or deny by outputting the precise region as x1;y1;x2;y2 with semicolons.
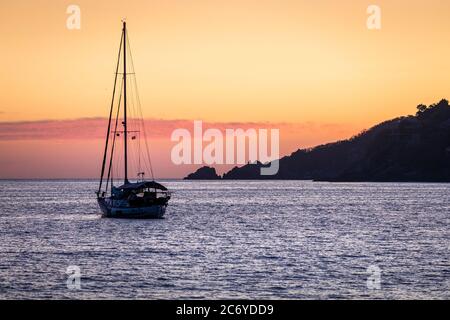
96;21;171;219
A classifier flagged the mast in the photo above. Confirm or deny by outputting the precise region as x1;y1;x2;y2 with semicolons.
123;21;129;184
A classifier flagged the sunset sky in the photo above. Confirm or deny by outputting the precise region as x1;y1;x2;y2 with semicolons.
0;0;449;178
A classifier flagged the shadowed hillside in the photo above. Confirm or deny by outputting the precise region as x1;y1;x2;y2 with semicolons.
186;100;450;182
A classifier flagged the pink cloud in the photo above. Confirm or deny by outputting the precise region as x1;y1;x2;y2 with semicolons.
0;118;361;142
0;118;364;178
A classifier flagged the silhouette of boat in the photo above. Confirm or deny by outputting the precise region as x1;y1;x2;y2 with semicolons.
96;21;170;219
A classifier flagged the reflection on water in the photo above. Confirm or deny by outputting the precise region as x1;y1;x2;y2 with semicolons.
0;180;448;299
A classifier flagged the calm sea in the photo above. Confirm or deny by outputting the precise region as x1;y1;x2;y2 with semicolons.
0;180;448;299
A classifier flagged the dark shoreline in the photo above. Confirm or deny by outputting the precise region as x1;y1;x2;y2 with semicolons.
185;100;450;183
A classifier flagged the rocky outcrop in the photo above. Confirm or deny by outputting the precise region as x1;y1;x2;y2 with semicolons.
184;166;221;180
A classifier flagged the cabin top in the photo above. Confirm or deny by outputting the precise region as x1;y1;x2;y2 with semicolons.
117;181;168;191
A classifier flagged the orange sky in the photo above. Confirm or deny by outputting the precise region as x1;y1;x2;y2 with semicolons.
0;1;449;178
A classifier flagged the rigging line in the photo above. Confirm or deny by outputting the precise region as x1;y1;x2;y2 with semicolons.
98;31;123;195
132;85;143;178
126;30;155;180
106;78;124;193
126;35;151;180
136;78;155;180
138;131;141;178
106;81;123;193
128;125;139;180
115;130;124;183
128;61;142;178
126;61;138;179
115;139;123;184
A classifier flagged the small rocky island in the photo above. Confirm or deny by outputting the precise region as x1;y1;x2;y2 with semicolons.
185;99;450;182
184;166;221;180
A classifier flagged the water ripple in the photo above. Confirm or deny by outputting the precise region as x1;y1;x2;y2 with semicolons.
0;180;449;299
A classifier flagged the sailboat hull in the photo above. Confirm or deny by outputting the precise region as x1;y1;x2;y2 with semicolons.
97;197;166;219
